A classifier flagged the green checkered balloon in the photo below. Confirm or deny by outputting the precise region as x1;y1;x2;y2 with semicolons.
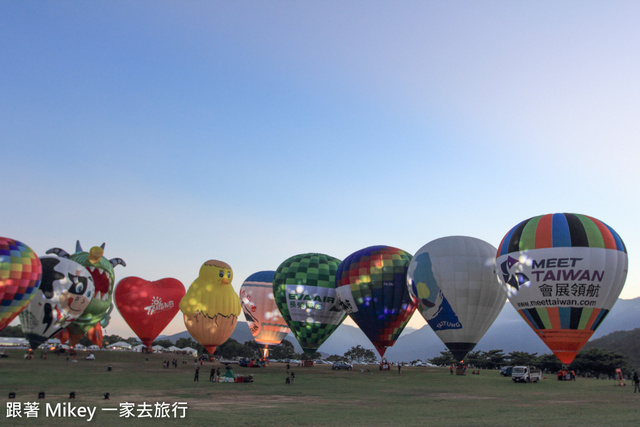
273;253;345;356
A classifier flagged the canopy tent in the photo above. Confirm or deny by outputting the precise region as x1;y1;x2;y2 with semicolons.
107;341;132;350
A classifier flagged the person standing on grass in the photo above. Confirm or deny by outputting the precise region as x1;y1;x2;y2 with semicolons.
633;370;639;393
194;366;200;382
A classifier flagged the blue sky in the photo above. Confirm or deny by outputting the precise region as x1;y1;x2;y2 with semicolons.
2;2;639;339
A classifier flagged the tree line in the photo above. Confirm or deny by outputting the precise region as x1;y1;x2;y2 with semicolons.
428;348;632;378
1;325;632;376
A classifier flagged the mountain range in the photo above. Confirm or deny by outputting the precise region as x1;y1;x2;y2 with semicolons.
164;297;640;362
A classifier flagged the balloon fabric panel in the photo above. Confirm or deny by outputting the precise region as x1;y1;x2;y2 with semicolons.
336;246;416;357
496;213;628;364
240;271;290;347
408;236;506;362
19;256;94;349
0;237;42;331
498;213;627;255
180;260;241;353
115;277;185;347
273;253;345;355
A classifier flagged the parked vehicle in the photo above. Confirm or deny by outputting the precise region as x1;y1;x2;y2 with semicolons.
500;366;513;376
332;361;353;370
511;366;542;383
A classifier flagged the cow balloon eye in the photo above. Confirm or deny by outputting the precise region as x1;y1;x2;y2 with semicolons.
76;283;85;294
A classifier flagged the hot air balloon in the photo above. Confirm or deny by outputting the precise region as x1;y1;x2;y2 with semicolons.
407;236;507;362
1;237;42;331
496;213;628;364
179;260;241;354
115;277;185;348
273;253;346;356
46;241;126;346
19;255;95;349
87;323;103;348
335;245;417;357
240;271;291;359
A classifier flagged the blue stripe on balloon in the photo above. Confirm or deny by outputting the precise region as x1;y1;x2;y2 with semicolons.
552;213;572;247
591;309;609;331
520;309;541;329
558;307;571;329
498;221;522;256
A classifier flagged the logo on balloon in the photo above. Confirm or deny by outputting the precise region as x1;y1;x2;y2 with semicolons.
144;296;175;316
500;256;530;291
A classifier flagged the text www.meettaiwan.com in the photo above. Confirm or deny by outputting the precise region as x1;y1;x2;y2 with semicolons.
516;299;597;308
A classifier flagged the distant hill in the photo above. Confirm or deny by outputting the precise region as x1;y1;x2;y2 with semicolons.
162;297;640;362
583;328;640;368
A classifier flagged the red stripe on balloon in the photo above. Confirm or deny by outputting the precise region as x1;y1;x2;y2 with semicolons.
535;214;554;248
586;215;617;250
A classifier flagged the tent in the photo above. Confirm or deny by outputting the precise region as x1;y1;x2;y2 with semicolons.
152;345;166;353
182;347;198;356
107;341;132;350
132;344;146;352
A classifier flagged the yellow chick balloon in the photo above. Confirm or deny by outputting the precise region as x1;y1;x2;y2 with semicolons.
179;260;242;354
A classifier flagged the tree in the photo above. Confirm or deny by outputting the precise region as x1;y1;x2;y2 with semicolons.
79;336;93;347
534;353;562;373
0;325;24;337
103;334;126;346
484;350;507;369
507;351;537;366
344;345;376;363
126;337;141;346
429;350;456;366
270;339;296;361
325;354;344;362
464;350;485;368
214;338;255;359
569;348;631;379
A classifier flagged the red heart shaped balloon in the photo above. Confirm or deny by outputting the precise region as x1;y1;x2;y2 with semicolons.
114;277;185;347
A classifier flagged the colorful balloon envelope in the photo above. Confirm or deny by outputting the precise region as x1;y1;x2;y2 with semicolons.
335;245;417;357
19;255;95;349
273;253;346;356
179;260;241;354
240;271;290;350
115;276;186;347
407;236;507;362
46;242;126;339
87;323;104;348
496;213;628;364
1;237;42;331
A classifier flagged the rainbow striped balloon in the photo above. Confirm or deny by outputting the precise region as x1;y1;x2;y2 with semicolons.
496;213;628;364
1;237;42;331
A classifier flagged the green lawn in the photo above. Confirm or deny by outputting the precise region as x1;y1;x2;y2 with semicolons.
1;349;639;426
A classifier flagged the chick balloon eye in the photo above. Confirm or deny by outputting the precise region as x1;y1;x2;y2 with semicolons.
219;270;224;278
227;272;231;279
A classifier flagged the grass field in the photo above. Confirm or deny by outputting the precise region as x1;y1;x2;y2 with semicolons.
2;348;639;426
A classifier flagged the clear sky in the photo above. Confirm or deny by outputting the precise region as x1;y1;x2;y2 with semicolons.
2;1;638;340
